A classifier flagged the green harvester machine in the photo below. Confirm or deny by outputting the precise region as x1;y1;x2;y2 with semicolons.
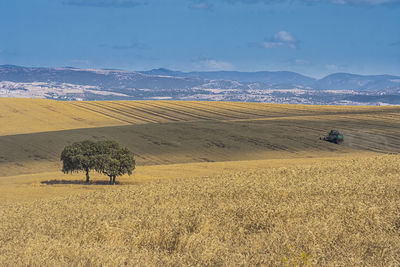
321;130;344;144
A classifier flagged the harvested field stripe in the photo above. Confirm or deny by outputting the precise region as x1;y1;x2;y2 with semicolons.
220;102;309;117
213;102;284;118
129;102;208;122
161;102;231;120
85;102;150;124
115;102;184;122
93;102;159;123
169;102;243;120
185;102;249;119
69;102;133;124
194;102;266;119
111;102;177;122
147;101;216;121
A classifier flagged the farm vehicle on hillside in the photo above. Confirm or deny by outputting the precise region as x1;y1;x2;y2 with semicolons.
321;130;344;144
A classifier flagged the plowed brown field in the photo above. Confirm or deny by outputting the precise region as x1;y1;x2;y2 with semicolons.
1;98;400;176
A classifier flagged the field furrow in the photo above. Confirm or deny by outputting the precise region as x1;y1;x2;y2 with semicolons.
84;102;155;124
70;102;137;124
1;99;400;177
113;102;184;122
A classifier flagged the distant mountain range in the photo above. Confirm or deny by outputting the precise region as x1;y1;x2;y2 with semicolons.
139;68;400;91
1;65;400;105
140;68;317;88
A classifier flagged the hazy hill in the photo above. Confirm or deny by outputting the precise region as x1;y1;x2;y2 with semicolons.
0;65;206;90
2;65;400;92
1;65;400;103
140;68;316;87
138;68;400;91
314;73;400;91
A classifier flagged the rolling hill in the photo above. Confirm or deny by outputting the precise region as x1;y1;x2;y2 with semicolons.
314;73;400;91
1;98;400;177
1;98;400;266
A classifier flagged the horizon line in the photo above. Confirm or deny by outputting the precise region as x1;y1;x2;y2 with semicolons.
1;64;399;80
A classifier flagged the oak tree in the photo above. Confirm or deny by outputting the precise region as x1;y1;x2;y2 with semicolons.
60;140;98;183
95;141;136;185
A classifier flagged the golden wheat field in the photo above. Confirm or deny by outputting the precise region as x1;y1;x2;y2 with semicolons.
1;98;400;266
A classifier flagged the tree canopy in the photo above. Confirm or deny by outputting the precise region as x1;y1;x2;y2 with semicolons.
95;141;136;185
60;140;98;183
60;140;135;184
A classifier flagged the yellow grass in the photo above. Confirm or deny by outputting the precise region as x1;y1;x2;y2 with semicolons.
0;152;376;204
1;155;399;266
1;98;400;265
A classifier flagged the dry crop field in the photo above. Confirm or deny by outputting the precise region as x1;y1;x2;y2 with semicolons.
0;98;400;266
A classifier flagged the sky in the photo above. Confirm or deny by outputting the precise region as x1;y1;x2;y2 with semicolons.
0;0;399;78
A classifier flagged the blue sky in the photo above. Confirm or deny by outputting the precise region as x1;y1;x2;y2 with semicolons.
0;0;399;77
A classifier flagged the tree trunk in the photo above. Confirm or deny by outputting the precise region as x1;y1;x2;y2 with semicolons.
112;175;116;185
109;175;113;185
85;169;90;183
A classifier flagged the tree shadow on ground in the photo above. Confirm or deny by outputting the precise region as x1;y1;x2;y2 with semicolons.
41;180;120;185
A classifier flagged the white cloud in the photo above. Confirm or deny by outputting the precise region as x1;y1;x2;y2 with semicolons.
263;31;297;49
275;31;295;42
197;58;235;71
325;64;339;71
